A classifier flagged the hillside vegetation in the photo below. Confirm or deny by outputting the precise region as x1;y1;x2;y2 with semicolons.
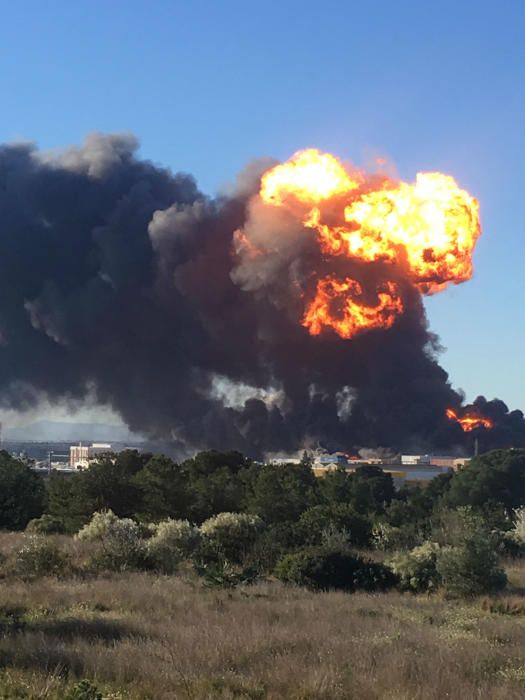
1;448;525;697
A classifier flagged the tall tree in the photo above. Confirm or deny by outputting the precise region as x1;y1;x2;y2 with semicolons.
0;452;46;529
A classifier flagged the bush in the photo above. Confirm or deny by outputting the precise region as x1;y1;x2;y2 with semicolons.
79;511;147;572
274;547;398;592
76;510;120;541
297;504;372;547
241;522;303;574
147;518;201;573
14;536;68;579
197;561;257;589
200;512;264;564
371;521;423;551
26;514;65;534
436;534;508;598
64;679;103;700
389;542;441;592
511;506;525;551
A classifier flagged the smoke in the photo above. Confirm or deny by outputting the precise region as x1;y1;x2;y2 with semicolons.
0;133;522;456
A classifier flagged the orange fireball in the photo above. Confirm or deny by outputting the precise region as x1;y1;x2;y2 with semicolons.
253;148;481;339
260;148;360;206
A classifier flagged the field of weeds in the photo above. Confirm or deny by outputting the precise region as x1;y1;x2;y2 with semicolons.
1;561;525;699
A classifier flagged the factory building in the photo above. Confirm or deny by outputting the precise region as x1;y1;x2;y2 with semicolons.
311;451;459;486
69;443;113;470
430;455;471;470
273;450;469;487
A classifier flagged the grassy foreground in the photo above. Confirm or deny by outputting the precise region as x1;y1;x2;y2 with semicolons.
2;563;525;699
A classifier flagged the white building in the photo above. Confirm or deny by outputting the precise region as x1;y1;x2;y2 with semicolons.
69;443;113;469
401;454;432;465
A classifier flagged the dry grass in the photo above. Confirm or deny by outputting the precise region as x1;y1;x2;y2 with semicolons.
1;572;525;699
1;533;525;698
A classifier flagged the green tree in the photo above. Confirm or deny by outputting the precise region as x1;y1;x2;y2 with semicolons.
46;450;149;531
76;449;148;517
245;463;318;523
134;455;190;521
318;468;355;504
180;450;252;522
297;504;372;547
445;449;525;515
0;452;46;530
347;465;395;514
46;472;86;533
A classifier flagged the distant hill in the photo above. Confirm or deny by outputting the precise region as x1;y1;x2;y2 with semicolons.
3;421;144;443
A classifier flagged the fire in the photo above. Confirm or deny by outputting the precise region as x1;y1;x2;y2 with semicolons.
247;148;481;339
303;278;404;339
342;173;479;293
446;408;494;432
260;149;360;206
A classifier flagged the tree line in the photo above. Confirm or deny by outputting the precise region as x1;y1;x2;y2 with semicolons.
2;447;525;538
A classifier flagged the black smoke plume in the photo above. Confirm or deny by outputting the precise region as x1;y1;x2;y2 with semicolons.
0;133;522;456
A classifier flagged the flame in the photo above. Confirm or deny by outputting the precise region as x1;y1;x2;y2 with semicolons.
260;148;360;206
446;408;494;432
342;173;480;293
252;148;480;339
303;277;403;339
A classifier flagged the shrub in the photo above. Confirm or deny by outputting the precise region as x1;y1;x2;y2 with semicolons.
389;542;441;592
241;522;303;574
14;536;68;579
78;511;147;572
26;514;65;534
511;506;525;550
76;510;120;541
200;512;264;564
274;547;398;592
147;519;201;573
64;679;103;700
198;561;257;589
94;518;146;572
297;504;372;547
371;521;423;551
436;533;507;598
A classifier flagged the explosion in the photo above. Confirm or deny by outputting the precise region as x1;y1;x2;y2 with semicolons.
446;408;494;432
252;148;481;338
2;132;520;457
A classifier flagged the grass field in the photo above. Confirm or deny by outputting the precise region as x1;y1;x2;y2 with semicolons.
2;559;525;699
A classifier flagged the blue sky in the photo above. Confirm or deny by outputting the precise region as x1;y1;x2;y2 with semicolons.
1;0;524;418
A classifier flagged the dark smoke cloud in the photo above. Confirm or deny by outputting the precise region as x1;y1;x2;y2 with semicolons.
0;133;522;457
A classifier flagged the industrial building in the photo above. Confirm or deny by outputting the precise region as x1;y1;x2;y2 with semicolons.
69;443;114;470
310;451;470;487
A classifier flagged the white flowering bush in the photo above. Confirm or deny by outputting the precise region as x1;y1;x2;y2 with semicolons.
512;506;525;544
200;512;264;564
371;522;421;551
14;535;68;579
76;510;120;541
147;519;201;573
77;510;146;571
389;542;441;592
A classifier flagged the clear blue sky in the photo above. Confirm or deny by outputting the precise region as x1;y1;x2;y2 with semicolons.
1;0;524;413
